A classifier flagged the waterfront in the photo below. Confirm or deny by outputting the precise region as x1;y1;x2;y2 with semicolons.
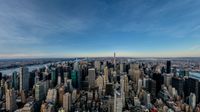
0;64;50;75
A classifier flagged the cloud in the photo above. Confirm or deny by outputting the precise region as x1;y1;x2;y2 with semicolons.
190;45;200;50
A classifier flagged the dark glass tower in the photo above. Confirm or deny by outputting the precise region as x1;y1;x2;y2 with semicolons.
166;61;171;74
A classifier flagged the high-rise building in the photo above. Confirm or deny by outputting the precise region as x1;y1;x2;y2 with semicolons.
164;74;172;88
146;79;156;99
137;78;142;95
166;61;171;74
94;61;101;71
73;60;79;71
152;73;164;96
114;90;123;112
88;68;96;88
71;70;79;88
104;67;109;86
46;89;57;104
6;89;17;112
120;63;125;73
96;75;104;94
51;68;57;86
20;67;29;91
189;93;196;109
114;52;116;70
59;86;65;105
0;72;2;81
172;77;184;96
124;75;129;97
129;64;141;89
63;92;72;112
105;83;114;96
35;82;45;101
184;77;200;103
12;71;18;90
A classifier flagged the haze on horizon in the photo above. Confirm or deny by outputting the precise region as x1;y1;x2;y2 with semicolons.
0;0;200;58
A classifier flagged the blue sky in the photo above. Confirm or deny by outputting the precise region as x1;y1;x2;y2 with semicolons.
0;0;200;58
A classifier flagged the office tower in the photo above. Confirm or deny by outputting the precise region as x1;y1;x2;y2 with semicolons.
189;93;196;109
58;74;61;85
120;63;125;73
35;74;40;84
66;79;73;91
114;91;123;112
73;60;79;71
51;68;57;86
145;93;151;107
0;87;3;99
166;61;171;73
59;86;65;105
6;89;17;112
29;71;35;89
147;79;156;99
46;89;57;104
114;52;116;69
143;77;148;88
94;61;101;71
164;74;172;88
88;68;96;88
21;90;27;104
43;80;49;97
104;67;109;86
72;89;77;103
129;64;141;83
96;75;104;94
185;78;200;103
105;83;114;96
137;78;142;95
172;77;184;96
20;67;29;91
63;92;72;112
120;76;126;107
152;73;164;95
0;72;2;80
12;71;18;90
71;70;79;88
35;82;45;101
124;75;129;97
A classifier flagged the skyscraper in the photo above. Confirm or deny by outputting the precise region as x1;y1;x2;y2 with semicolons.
35;82;45;101
20;67;29;92
12;71;18;90
71;70;79;88
166;61;171;74
63;92;72;112
0;72;2;81
120;63;125;73
6;89;17;112
104;67;109;87
172;77;184;96
88;68;96;88
189;93;196;109
94;61;101;71
129;64;141;89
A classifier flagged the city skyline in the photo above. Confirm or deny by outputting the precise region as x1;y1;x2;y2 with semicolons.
1;0;200;58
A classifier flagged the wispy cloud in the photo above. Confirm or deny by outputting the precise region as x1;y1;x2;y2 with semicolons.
0;0;200;58
190;45;200;50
